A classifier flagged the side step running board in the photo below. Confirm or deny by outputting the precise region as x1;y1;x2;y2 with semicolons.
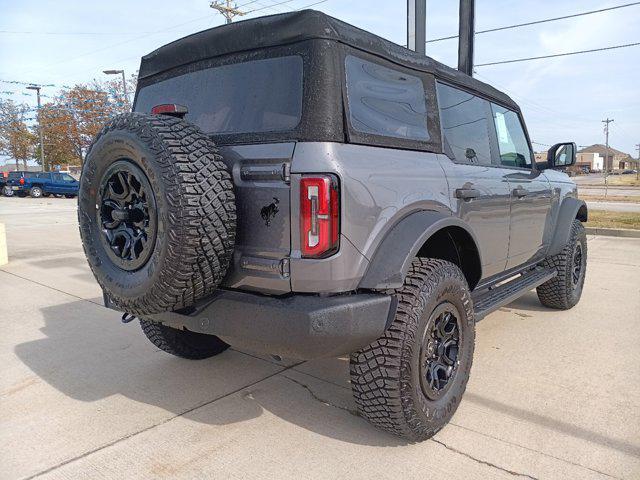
472;267;556;321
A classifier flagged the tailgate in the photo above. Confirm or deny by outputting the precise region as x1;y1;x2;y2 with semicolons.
218;142;293;294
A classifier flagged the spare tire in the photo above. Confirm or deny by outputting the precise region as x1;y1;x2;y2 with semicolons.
79;113;236;315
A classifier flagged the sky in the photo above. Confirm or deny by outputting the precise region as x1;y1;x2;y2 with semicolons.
1;0;639;157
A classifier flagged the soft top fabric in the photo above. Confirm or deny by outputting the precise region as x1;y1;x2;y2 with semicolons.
139;9;518;111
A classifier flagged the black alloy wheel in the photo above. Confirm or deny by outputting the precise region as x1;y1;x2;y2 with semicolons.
571;243;583;287
420;302;462;401
97;160;157;272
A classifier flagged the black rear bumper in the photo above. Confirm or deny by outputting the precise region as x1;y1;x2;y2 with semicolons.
106;289;394;360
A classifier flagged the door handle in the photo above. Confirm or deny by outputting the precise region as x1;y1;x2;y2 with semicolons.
512;187;529;198
455;188;480;200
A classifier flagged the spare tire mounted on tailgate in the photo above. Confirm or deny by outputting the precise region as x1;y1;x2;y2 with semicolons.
79;113;236;316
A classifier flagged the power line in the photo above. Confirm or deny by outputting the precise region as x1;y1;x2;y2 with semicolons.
426;2;640;43
294;0;328;10
0;30;154;36
248;0;298;13
476;42;640;67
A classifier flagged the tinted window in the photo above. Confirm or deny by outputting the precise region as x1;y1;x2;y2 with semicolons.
436;83;492;165
135;56;303;135
490;103;532;168
8;172;22;179
345;55;429;141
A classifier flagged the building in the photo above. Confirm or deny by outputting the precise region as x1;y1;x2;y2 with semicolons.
578;144;638;172
576;152;603;172
0;162;42;173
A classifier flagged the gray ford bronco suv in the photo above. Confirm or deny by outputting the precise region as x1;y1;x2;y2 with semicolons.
79;10;587;441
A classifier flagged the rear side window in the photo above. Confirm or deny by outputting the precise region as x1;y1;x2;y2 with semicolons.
490;103;532;168
436;82;493;166
135;56;303;135
345;55;429;141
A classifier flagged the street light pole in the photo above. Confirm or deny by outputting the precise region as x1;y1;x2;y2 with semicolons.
407;0;426;55
103;69;129;109
26;85;45;172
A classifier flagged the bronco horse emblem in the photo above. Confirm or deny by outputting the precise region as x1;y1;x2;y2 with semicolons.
260;197;279;226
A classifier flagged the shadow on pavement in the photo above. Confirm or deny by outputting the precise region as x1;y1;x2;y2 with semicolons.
505;291;550;313
14;299;406;448
464;392;640;458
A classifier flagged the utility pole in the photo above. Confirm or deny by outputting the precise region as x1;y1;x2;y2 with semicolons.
26;85;46;172
458;0;475;76
635;143;639;181
210;1;245;24
407;0;426;55
602;118;614;198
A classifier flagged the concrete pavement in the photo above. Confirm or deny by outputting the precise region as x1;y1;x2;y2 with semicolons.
1;196;639;480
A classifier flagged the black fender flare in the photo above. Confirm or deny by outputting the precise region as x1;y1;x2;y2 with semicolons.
548;197;587;256
359;211;481;290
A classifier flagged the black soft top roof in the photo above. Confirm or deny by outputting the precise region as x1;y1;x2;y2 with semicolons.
139;10;518;111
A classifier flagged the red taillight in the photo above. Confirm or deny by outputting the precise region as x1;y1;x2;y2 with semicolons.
151;104;188;117
19;177;25;185
300;175;340;258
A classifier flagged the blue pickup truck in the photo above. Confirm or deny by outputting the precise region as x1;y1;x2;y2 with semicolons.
3;171;79;198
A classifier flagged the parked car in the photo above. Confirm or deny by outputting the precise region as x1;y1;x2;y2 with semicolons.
78;10;587;441
4;171;79;198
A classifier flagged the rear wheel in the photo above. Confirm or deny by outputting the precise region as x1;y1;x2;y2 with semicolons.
140;320;230;359
537;219;587;309
30;186;43;198
2;186;14;197
64;194;75;198
350;258;475;441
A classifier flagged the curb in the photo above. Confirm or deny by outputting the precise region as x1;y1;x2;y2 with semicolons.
585;227;640;238
0;223;7;266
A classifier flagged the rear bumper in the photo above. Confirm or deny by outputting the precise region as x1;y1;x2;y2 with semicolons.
105;289;394;360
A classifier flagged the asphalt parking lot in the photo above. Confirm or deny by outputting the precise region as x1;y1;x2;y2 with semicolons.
1;197;639;480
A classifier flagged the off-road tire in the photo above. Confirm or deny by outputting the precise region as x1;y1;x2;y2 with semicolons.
140;319;230;360
350;258;475;441
79;113;236;316
30;186;43;198
537;219;587;309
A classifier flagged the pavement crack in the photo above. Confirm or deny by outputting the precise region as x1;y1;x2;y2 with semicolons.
23;362;304;480
283;375;360;417
431;438;539;480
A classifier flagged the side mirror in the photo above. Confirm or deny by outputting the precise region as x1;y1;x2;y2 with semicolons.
546;142;576;169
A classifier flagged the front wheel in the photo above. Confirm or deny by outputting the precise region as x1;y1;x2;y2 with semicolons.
139;320;230;360
537;219;587;309
2;186;14;197
350;258;475;441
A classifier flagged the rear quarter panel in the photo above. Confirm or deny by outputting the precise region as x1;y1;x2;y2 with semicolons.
290;142;451;292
